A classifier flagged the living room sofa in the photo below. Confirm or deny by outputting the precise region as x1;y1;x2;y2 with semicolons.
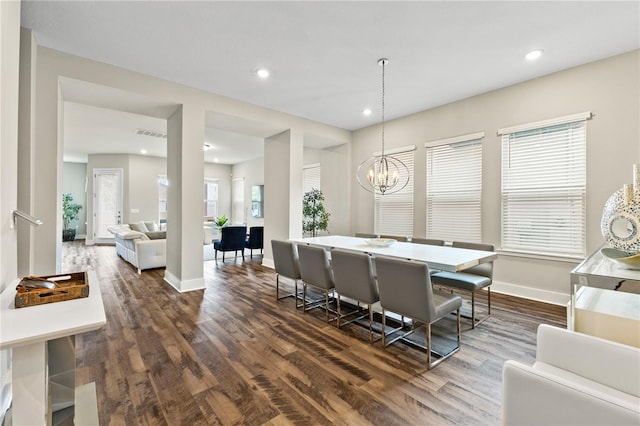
502;324;640;425
109;222;221;273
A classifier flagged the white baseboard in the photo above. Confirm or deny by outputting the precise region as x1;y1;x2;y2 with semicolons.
163;271;204;292
491;280;570;306
85;239;94;246
262;257;274;269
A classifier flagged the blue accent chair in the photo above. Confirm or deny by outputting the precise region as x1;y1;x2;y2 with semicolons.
245;226;264;257
213;226;247;261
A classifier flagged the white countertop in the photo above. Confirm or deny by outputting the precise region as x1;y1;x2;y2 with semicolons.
291;235;497;272
0;270;106;350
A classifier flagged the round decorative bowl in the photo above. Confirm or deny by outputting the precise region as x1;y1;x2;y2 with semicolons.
366;238;396;248
601;247;640;270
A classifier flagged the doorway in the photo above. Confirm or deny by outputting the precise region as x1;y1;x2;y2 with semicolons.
93;168;123;243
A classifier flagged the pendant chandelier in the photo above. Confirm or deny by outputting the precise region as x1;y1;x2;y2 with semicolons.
357;58;410;196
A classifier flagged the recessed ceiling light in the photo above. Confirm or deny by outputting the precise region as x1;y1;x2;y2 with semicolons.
213;157;219;163
525;49;544;61
363;108;372;116
140;149;147;155
256;68;270;78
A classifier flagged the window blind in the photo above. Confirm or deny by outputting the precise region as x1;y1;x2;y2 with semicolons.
204;181;219;218
303;164;321;194
232;178;245;224
374;149;414;236
501;118;587;257
426;137;482;242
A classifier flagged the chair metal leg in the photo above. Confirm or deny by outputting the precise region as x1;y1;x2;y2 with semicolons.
381;309;386;346
368;304;373;343
426;323;431;369
337;295;341;328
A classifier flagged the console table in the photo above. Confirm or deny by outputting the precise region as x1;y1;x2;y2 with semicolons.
0;270;106;425
571;286;640;348
570;246;640;294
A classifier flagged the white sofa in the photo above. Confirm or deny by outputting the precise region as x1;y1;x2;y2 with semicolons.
108;224;166;273
109;223;220;273
502;324;640;426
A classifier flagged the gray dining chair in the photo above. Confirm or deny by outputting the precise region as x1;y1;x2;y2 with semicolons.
271;240;301;302
330;248;380;342
379;235;408;242
430;241;494;328
355;232;377;238
411;238;445;246
375;255;462;369
297;244;336;323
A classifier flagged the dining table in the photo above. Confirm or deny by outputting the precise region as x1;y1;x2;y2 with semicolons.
290;235;497;273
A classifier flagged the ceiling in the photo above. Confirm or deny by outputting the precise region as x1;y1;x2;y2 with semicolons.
21;1;640;164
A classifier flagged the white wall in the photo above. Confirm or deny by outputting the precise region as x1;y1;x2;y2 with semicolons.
351;50;640;304
23;45;350;282
304;145;351;236
128;155;167;224
1;0;21;421
62;162;87;237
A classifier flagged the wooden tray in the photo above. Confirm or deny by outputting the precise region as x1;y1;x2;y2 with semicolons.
15;272;89;308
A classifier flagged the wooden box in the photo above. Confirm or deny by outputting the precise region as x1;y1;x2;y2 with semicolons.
15;272;89;308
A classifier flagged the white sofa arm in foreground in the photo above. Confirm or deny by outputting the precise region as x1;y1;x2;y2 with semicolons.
502;324;640;426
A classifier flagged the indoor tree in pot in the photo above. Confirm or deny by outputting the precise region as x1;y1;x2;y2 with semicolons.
62;193;82;241
303;189;330;237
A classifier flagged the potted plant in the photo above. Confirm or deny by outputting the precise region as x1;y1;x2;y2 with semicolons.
303;189;330;237
214;214;229;228
62;193;82;241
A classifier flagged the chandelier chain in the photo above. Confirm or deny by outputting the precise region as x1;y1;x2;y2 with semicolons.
381;59;385;157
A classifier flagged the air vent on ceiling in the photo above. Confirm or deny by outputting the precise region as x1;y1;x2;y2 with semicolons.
135;128;167;139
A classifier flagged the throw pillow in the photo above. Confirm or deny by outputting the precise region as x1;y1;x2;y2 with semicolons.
145;231;166;240
144;221;158;232
129;222;148;233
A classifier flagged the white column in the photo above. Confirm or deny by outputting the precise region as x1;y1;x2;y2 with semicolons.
164;104;205;292
263;129;304;265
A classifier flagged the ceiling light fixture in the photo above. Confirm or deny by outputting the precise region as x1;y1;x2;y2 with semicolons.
363;108;372;116
356;58;409;196
140;149;147;155
525;49;544;61
256;68;270;78
203;143;211;151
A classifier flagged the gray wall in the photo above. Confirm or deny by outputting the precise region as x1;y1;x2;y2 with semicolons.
62;162;87;237
351;50;640;303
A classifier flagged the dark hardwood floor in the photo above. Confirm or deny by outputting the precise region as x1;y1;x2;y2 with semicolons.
62;241;566;425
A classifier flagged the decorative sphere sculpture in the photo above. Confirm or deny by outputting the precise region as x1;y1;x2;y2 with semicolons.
601;165;640;254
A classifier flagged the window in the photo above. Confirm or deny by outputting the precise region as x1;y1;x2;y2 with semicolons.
426;133;484;242
500;112;589;257
374;146;415;237
158;176;168;222
204;180;218;218
303;163;321;194
232;177;245;224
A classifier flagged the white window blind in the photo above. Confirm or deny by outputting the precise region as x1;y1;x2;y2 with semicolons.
204;180;219;218
426;135;483;242
501;116;588;257
374;149;414;237
232;178;245;224
303;164;321;194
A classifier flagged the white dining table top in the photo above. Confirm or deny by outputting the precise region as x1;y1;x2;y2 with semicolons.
290;235;497;272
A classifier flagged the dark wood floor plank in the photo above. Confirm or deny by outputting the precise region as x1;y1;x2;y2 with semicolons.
62;240;566;425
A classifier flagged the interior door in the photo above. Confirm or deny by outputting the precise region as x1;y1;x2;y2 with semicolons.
93;168;123;243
